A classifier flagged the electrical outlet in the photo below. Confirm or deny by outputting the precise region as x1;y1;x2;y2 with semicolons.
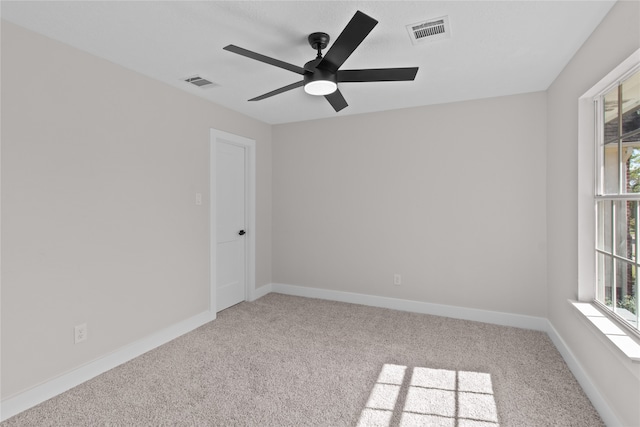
195;192;203;205
74;323;87;344
394;274;402;285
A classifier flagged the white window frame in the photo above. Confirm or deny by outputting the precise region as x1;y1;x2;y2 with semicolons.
593;66;640;334
577;48;640;361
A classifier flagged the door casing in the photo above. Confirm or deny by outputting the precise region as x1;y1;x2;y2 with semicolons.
210;128;256;317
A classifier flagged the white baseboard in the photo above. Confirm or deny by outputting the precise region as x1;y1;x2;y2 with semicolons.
270;282;548;331
250;283;273;301
268;282;620;426
545;321;622;427
1;310;215;422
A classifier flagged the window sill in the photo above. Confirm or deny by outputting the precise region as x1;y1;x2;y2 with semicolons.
569;300;640;363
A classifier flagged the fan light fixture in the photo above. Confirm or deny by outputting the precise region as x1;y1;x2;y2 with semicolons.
303;66;338;96
304;80;337;96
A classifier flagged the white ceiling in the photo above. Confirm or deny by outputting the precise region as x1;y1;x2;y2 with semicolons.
1;1;616;124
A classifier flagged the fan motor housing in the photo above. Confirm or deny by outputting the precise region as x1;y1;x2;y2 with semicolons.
303;60;337;95
303;62;337;84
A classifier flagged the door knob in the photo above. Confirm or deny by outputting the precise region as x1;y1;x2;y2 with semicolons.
238;230;246;236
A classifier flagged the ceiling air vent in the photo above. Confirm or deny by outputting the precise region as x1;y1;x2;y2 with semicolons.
184;75;218;89
406;16;451;45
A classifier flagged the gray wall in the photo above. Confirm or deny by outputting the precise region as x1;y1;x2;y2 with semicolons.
546;1;640;426
1;21;272;398
272;92;548;317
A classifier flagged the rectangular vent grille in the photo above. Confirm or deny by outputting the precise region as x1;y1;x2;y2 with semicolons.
407;16;451;45
184;75;218;88
414;20;445;39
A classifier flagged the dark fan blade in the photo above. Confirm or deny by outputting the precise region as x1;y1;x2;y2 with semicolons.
248;81;304;101
224;45;306;75
318;11;378;73
338;67;419;82
325;89;348;112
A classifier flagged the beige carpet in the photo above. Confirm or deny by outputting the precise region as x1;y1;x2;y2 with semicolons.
2;293;603;426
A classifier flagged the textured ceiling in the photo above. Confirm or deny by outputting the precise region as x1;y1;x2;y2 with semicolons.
1;1;616;124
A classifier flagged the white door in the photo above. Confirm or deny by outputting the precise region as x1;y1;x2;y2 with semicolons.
216;140;246;312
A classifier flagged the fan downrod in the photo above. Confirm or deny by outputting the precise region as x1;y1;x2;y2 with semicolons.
308;32;330;58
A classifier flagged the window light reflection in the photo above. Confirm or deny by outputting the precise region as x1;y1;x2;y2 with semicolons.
358;364;499;427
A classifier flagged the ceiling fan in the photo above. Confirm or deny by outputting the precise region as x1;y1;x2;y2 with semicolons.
223;10;419;112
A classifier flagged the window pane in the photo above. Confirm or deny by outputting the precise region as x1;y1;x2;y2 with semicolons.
596;200;612;252
602;140;619;193
614;260;638;330
622;135;640;193
614;200;637;262
597;253;613;307
603;85;619;142
621;69;640;136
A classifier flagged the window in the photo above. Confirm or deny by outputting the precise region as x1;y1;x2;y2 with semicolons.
595;68;640;334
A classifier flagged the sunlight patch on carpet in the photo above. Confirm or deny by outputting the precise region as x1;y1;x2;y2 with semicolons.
357;364;499;427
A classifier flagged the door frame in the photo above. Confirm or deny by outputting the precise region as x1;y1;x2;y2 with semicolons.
210;128;256;316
